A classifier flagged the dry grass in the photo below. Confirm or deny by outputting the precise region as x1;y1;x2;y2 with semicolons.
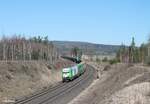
69;63;150;104
0;59;75;104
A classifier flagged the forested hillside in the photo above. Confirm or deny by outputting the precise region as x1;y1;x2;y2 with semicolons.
53;41;120;55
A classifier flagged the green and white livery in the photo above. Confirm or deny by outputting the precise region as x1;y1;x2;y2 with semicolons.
62;63;85;82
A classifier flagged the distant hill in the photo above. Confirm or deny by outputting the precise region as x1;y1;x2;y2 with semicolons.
53;41;120;55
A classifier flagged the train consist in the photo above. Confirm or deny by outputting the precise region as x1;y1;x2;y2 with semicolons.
62;63;85;82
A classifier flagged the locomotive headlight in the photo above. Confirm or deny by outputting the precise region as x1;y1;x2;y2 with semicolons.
63;73;69;78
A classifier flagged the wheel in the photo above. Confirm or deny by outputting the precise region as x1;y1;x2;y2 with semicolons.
62;79;65;83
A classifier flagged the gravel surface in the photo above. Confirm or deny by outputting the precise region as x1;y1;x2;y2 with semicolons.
12;64;96;104
68;63;150;104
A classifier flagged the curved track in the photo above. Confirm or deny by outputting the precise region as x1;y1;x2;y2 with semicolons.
14;64;96;104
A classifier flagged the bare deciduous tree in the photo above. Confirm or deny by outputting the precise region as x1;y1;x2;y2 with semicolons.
0;35;58;63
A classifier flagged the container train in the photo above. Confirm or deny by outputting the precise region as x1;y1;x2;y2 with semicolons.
62;63;85;82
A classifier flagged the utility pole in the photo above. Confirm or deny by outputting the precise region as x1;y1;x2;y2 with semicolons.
148;44;150;57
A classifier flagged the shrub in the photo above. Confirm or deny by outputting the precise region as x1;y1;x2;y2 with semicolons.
102;57;108;62
145;56;150;65
96;57;101;63
109;59;119;65
103;65;111;71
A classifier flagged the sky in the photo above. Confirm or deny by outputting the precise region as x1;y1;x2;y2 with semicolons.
0;0;150;46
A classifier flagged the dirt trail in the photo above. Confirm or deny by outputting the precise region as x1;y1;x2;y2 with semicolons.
69;63;150;104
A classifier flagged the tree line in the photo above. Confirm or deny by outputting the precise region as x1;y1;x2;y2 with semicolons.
0;35;58;63
116;37;148;64
70;47;82;59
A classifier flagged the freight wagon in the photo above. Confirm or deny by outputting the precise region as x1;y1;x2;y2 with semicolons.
62;63;85;82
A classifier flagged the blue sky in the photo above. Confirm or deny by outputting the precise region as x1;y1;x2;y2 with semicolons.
0;0;150;46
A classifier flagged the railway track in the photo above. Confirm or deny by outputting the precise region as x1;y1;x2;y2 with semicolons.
14;83;67;104
14;64;95;104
